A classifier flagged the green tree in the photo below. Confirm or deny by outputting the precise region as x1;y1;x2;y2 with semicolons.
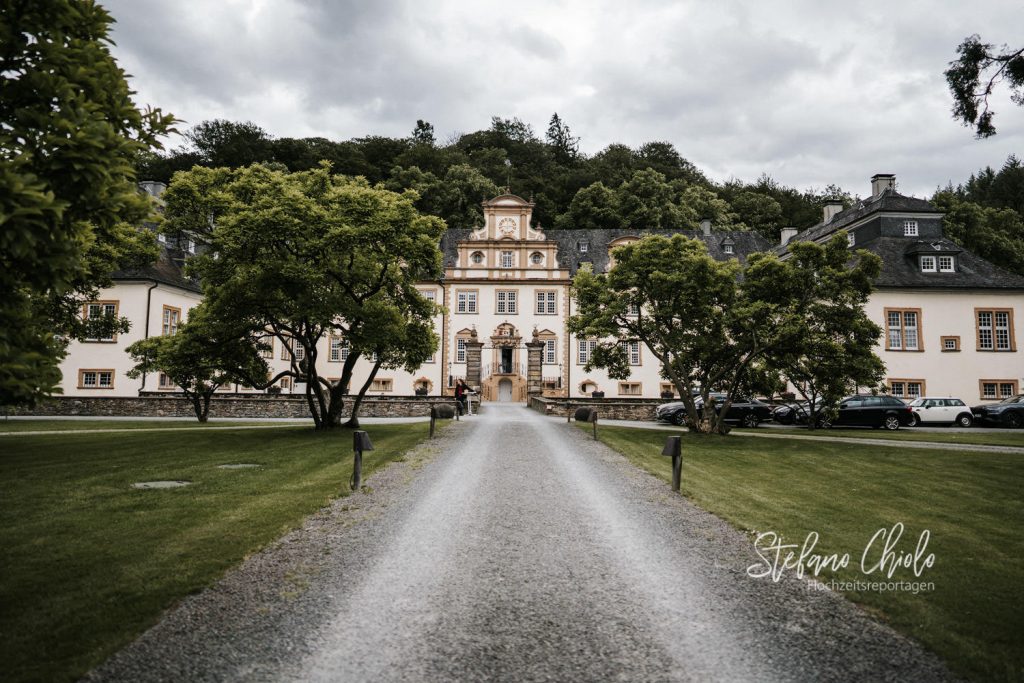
616;169;693;229
1;0;175;407
945;35;1024;137
163;163;445;429
932;190;1024;275
635;141;708;186
677;185;742;230
411;119;436;146
773;234;884;428
730;191;784;240
556;182;624;230
546;112;580;165
125;310;267;422
186;119;274;167
570;233;881;434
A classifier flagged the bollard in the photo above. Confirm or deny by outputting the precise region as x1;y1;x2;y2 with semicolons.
455;400;460;421
351;430;374;491
429;406;437;438
591;410;598;440
661;435;682;492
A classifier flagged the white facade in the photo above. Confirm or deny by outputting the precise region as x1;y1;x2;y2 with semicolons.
869;289;1022;403
59;191;1023;405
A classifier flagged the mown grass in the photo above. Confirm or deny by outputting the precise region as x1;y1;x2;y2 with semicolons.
590;424;1024;682
735;425;1024;448
0;423;429;683
0;418;306;433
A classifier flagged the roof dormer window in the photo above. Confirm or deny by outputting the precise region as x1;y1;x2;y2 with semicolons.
938;255;955;272
920;255;937;272
578;240;589;253
723;244;734;254
847;231;855;247
903;220;919;237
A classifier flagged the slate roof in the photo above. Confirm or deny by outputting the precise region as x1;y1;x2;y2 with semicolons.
773;188;938;255
112;246;202;293
440;227;773;275
862;237;1024;290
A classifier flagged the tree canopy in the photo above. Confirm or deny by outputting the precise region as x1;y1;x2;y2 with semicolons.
945;35;1024;138
125;309;267;422
1;0;175;407
162;163;445;429
569;233;882;434
137;114;850;239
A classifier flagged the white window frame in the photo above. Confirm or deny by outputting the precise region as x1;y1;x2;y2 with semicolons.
620;340;641;365
500;251;514;268
938;255;954;272
920;255;936;272
903;220;919;237
496;290;518;314
847;232;855;247
84;302;118;342
535;290;557;315
329;336;349;362
544;339;557;364
887;309;920;351
456;338;468;363
577;339;597;364
456;290;478;314
978;310;1013;351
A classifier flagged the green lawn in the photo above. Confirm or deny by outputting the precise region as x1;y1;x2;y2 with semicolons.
0;418;307;433
0;423;430;683
735;425;1024;448
591;424;1024;682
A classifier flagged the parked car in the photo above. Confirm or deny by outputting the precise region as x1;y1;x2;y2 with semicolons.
772;400;826;425
825;394;914;430
656;394;774;428
907;397;974;427
971;395;1024;428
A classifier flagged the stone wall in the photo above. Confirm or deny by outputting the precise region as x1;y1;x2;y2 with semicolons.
12;394;468;419
528;395;663;421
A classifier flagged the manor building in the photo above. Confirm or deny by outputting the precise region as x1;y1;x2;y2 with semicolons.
59;175;1024;404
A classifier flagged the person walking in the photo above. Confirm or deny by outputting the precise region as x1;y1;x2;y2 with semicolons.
454;379;467;416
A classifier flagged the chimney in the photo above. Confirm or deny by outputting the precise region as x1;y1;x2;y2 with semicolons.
822;201;844;223
780;227;799;246
870;173;895;197
700;218;712;236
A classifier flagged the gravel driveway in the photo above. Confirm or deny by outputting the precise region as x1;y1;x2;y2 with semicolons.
85;403;954;682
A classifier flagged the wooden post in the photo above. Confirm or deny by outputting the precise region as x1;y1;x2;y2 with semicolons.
662;436;682;492
429;407;436;438
592;412;598;440
351;430;374;491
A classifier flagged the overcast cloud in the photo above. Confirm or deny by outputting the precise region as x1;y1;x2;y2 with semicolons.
105;0;1024;198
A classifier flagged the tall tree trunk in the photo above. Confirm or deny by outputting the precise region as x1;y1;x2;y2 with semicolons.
344;358;383;429
185;390;207;423
199;392;212;423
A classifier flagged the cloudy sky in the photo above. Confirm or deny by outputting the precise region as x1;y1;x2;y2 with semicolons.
105;0;1023;198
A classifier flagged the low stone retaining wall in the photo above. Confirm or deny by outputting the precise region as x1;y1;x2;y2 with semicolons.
528;395;662;421
12;394;467;419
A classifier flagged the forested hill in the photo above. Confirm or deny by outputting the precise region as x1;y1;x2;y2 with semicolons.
138;116;1024;274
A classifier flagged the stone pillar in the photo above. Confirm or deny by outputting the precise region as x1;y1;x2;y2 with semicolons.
526;327;544;397
465;327;483;391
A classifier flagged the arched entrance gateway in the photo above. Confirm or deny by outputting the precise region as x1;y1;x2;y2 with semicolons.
480;323;528;402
